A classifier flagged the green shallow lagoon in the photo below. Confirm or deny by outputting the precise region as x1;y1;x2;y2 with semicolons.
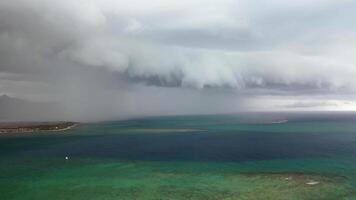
1;159;354;200
2;113;356;199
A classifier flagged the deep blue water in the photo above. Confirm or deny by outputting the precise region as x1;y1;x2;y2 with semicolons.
1;113;356;163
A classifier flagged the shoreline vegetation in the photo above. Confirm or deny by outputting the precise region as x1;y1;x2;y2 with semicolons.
0;121;78;135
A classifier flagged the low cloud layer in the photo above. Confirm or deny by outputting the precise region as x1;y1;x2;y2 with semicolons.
1;0;356;121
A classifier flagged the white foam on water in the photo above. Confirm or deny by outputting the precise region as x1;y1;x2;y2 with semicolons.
306;181;320;185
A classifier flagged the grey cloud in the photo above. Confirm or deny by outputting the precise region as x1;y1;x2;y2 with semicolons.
1;0;356;121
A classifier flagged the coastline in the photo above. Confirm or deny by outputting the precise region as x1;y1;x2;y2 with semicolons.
0;122;78;136
46;123;78;132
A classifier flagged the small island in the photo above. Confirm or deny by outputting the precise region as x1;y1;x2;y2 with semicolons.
0;122;78;134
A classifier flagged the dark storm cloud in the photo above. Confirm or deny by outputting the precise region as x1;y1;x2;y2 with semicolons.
0;0;356;120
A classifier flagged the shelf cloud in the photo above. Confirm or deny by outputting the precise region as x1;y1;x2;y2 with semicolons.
1;0;356;121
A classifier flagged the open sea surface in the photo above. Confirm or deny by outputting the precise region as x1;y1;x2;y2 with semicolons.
1;112;356;199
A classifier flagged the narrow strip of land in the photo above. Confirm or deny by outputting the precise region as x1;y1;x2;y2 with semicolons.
0;122;78;134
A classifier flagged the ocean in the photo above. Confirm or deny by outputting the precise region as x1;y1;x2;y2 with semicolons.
1;112;356;199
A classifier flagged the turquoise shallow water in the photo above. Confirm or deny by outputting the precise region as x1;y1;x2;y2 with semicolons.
1;113;356;199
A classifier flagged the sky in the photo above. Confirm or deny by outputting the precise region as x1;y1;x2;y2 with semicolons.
0;0;356;121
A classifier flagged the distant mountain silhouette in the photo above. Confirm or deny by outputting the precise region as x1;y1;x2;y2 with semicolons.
0;95;58;121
